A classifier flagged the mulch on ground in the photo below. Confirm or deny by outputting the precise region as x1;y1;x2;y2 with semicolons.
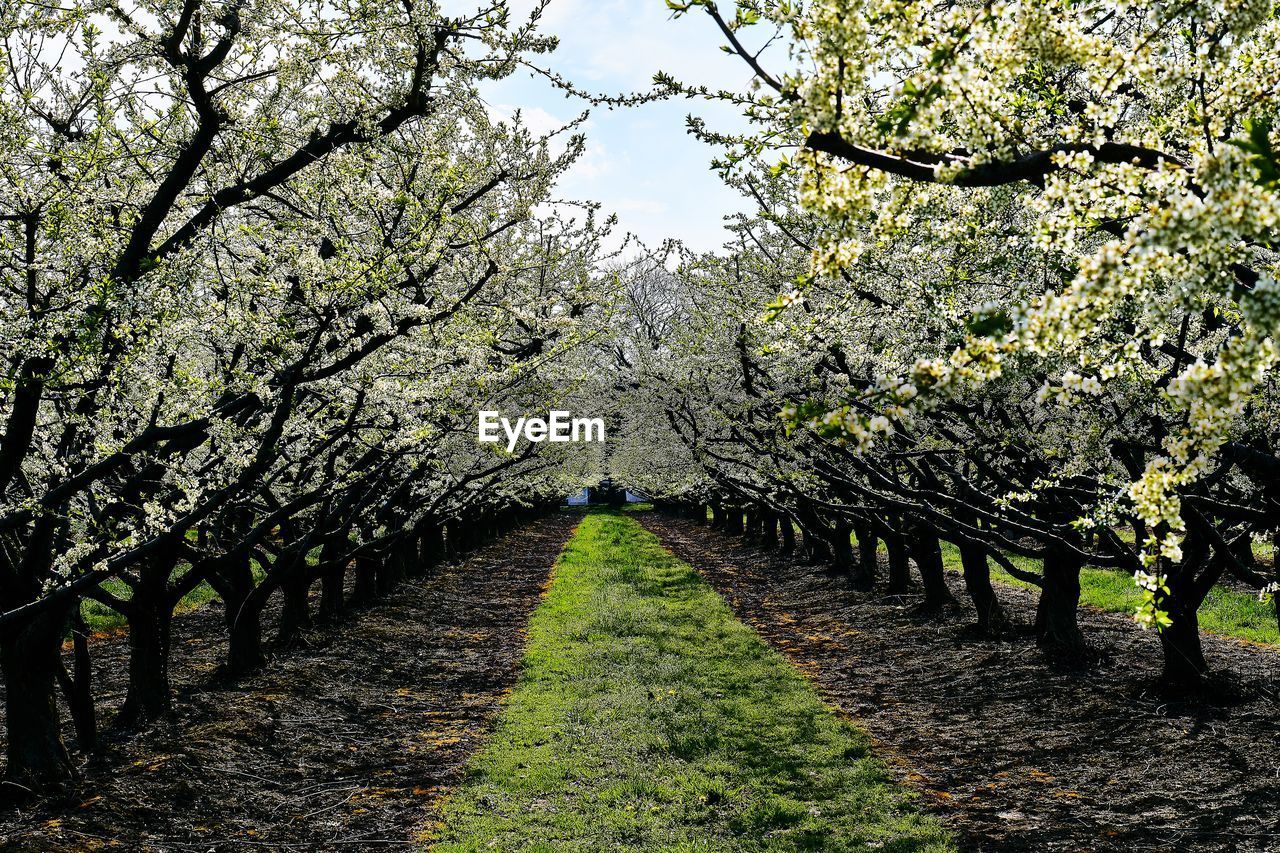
640;514;1280;853
0;513;579;852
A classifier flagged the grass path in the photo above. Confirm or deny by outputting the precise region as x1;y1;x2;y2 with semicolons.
429;511;952;852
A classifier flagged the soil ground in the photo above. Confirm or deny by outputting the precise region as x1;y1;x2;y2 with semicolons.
0;514;579;852
639;514;1280;853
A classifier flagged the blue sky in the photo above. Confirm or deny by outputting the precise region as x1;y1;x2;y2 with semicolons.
476;0;760;253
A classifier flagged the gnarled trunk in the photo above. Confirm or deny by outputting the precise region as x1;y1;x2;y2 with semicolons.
118;587;174;727
1;604;76;793
884;524;911;594
958;541;1009;635
851;521;877;591
910;526;956;611
319;561;346;623
801;526;830;564
58;611;97;749
1158;600;1208;689
218;562;268;678
722;507;744;536
828;520;855;578
1035;544;1086;662
275;573;313;648
226;593;265;678
778;515;796;554
758;511;779;551
1155;530;1215;690
350;548;379;605
423;523;446;567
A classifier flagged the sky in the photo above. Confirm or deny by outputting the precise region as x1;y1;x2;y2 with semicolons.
474;0;762;254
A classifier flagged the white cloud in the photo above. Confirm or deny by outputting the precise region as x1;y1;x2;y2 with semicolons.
570;142;614;181
473;0;763;253
487;104;572;138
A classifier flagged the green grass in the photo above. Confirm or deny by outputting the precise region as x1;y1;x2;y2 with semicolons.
936;543;1280;647
430;511;952;852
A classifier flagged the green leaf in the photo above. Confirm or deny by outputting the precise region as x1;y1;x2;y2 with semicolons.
966;309;1013;338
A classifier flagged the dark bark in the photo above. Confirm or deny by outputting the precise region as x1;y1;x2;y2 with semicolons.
884;523;911;594
1155;530;1216;689
758;511;779;551
419;523;445;572
215;558;267;677
910;526;956;611
351;552;378;605
800;526;830;564
375;539;410;594
118;584;174;727
958;541;1009;635
1158;599;1209;689
828;520;855;577
1035;544;1087;662
1;604;76;793
722;507;744;536
851;520;877;591
275;573;313;647
226;595;265;677
778;515;796;554
56;610;97;751
319;561;346;623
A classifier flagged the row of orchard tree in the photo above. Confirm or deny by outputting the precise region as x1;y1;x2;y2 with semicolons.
615;0;1280;690
0;1;613;792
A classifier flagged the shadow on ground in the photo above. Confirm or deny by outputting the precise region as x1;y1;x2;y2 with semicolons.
640;514;1280;853
0;514;579;851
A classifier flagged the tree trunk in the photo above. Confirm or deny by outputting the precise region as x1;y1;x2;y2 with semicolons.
723;507;744;536
851;521;877;591
421;523;445;570
1155;532;1215;691
884;525;911;594
1035;544;1086;662
275;573;313;647
222;578;267;678
118;589;174;727
227;599;265;677
451;519;473;555
828;520;855;577
1;605;76;793
779;516;796;554
375;543;405;595
59;611;97;750
911;527;956;611
319;562;346;623
1158;599;1209;690
758;511;779;551
959;542;1009;635
801;526;829;564
351;552;378;605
